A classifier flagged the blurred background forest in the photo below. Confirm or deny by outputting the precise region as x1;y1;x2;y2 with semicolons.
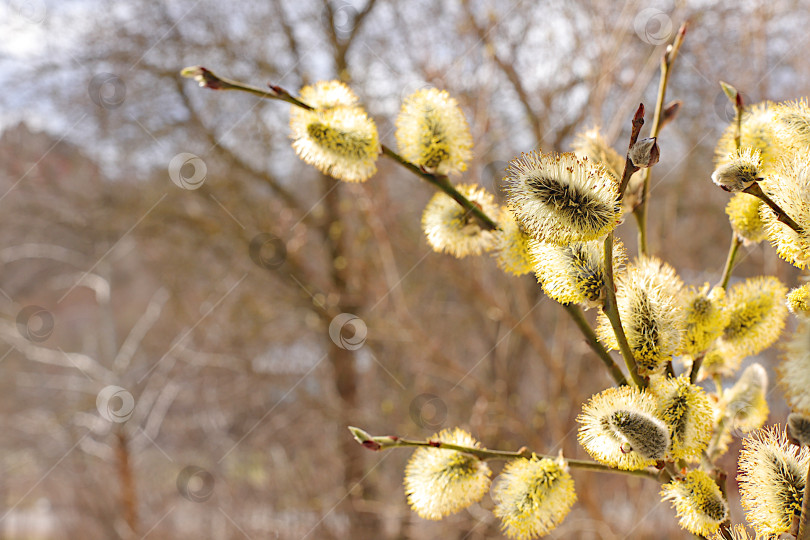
1;0;808;538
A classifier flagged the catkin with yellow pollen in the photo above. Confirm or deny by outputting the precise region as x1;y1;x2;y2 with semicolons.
289;81;380;183
715;101;780;173
529;237;626;309
679;284;728;357
721;276;788;359
577;385;670;470
596;256;684;375
738;426;810;538
758;153;810;268
780;319;810;415
493;209;534;276
492;455;576;539
504;151;620;245
661;470;728;537
421;184;500;258
403;427;491;520
395;88;473;175
650;375;713;462
725;193;768;243
787;283;810;316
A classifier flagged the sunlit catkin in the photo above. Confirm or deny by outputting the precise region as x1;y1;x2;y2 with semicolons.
596;256;684;375
788;412;810;447
504;151;620;245
529;237;626;309
721;363;769;435
759;153;810;268
780;319;810;415
725;193;768;244
738;426;810;538
679;284;728;357
494;209;534;276
403;428;491;520
651;375;713;461
421;184;499;258
772;98;810;152
289;80;380;182
661;470;728;537
493;456;576;539
578;386;670;470
715;101;780;173
787;283;810;316
395;88;473;175
722;276;788;359
710;525;753;540
711;147;762;192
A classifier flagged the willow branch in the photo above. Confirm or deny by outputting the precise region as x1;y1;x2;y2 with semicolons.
633;22;687;255
743;182;803;235
348;427;659;479
562;303;628;386
716;234;742;290
181;66;499;231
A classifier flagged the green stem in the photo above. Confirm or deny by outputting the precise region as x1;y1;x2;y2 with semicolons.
348;428;659;479
181;66;499;231
381;145;498;230
562;303;628;386
743;182;803;235
706;415;729;462
603;234;646;388
633;23;687;256
717;234;742;290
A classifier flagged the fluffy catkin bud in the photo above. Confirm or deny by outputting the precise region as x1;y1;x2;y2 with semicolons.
738;426;810;538
403;428;491;519
711;147;762;192
493;455;576;539
529;237;626;309
395;88;473;175
787;283;810;316
722;363;769;435
421;184;500;258
651;375;713;461
578;386;670;470
779;320;810;415
722;276;788;359
504;151;620;245
661;470;728;537
679;285;728;356
493;209;534;276
289;81;380;182
596;256;684;375
628;137;660;168
788;412;810;447
772;98;810;153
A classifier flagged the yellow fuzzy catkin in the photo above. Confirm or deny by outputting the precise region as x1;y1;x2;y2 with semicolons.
759;152;810;268
715;101;780;173
772;98;810;153
421;184;500;258
493;456;576;539
529;237;626;309
725;193;768;243
289;80;380;182
787;283;810;316
651;375;713;461
680;284;728;356
661;470;728;537
494;209;534;276
596;256;684;375
403;428;491;520
710;525;752;540
505;151;620;245
396;88;473;175
738;426;810;538
577;386;670;470
722;276;788;359
780;319;810;415
721;363;769;435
